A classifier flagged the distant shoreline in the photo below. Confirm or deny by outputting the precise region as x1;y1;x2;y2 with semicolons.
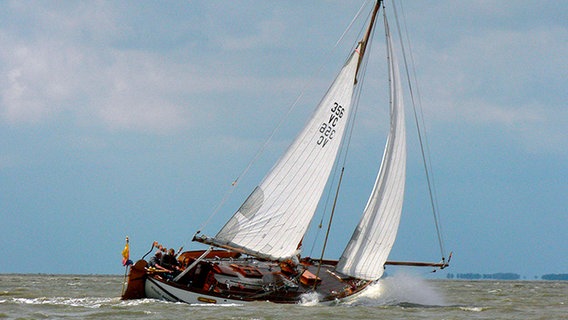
446;273;568;281
1;272;567;281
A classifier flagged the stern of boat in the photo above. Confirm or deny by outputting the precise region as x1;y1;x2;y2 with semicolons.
121;259;148;300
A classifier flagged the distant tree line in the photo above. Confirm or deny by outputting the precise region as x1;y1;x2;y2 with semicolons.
541;274;568;281
447;273;520;280
446;273;568;281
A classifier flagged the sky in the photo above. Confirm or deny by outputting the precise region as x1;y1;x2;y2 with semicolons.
0;1;566;278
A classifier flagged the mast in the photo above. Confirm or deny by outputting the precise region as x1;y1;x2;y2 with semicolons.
194;1;385;264
355;0;382;80
314;0;382;283
335;3;407;280
195;8;368;261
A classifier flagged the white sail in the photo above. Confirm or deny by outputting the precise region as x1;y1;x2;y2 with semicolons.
336;15;406;280
121;2;452;307
207;46;363;261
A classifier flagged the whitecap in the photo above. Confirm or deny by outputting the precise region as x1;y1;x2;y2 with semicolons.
459;306;485;312
346;272;447;307
11;297;116;308
298;291;322;306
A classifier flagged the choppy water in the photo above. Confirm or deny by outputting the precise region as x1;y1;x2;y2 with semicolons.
1;273;566;319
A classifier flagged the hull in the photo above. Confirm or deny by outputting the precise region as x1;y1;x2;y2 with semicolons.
145;277;253;304
122;250;372;304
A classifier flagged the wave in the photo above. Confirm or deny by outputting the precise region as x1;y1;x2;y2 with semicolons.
345;272;448;307
9;296;119;308
299;291;323;306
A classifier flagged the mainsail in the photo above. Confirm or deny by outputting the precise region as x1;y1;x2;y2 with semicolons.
336;13;406;280
121;1;451;306
200;45;364;261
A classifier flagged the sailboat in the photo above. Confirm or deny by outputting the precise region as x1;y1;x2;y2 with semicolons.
122;0;449;305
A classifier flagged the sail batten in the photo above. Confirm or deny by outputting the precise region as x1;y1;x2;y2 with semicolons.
336;12;406;280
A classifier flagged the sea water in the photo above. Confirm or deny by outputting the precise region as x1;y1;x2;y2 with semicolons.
1;273;566;319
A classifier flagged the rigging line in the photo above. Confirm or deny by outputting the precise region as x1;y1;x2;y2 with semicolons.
305;2;377;257
312;2;376;274
391;0;446;259
194;91;303;235
341;39;372;167
194;3;370;237
307;38;371;258
398;0;446;252
398;1;445;249
307;161;337;256
341;4;377;167
333;1;377;175
396;0;441;216
335;0;371;48
308;1;376;260
314;167;345;290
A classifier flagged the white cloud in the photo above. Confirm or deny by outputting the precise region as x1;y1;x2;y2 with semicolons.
0;1;309;134
0;39;72;124
0;0;565;158
407;7;568;156
0;2;197;133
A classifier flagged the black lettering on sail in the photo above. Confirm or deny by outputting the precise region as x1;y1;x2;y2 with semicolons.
317;102;344;148
329;114;338;127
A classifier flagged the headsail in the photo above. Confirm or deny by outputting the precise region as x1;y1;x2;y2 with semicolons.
336;12;406;280
122;1;451;306
197;45;363;261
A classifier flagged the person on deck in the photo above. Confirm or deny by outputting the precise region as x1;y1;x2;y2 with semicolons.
161;248;181;272
148;251;170;272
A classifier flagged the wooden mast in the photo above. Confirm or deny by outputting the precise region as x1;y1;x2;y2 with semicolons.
312;1;382;287
355;0;381;80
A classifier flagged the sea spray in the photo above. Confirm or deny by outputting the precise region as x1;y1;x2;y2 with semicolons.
299;291;322;306
2;275;567;319
347;272;447;306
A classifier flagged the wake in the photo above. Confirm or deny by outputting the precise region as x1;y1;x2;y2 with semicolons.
345;272;447;307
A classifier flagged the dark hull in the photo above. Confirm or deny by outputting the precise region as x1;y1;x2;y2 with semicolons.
122;249;372;304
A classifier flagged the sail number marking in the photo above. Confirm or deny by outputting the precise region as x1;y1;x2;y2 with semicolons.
317;102;344;148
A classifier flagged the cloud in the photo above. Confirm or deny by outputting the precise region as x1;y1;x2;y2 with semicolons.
0;38;70;124
409;9;568;156
0;2;198;133
0;37;194;133
0;0;565;157
0;1;310;135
